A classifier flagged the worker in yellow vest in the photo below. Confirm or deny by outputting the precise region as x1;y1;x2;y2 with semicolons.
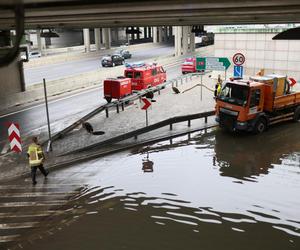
27;136;49;185
214;74;223;97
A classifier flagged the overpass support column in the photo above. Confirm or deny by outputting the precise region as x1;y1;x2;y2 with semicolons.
36;29;45;55
158;27;163;43
189;28;195;52
174;26;182;56
153;27;158;43
103;28;111;50
144;27;148;39
83;28;90;52
94;28;101;51
182;26;189;55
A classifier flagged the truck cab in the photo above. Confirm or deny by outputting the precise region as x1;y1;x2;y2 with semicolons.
215;80;265;133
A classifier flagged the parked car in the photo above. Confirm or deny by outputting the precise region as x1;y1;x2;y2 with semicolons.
101;54;124;67
115;49;132;59
28;51;41;58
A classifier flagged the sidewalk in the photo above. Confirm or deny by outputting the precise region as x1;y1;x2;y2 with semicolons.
0;74;217;182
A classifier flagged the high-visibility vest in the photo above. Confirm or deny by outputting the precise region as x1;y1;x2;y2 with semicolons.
27;143;44;167
217;84;222;95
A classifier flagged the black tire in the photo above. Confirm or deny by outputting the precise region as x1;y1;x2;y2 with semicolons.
105;97;112;103
293;107;300;121
254;118;267;134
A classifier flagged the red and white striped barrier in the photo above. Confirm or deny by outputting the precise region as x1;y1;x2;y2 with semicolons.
8;123;22;153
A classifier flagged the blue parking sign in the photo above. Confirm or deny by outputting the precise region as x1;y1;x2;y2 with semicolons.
234;65;243;78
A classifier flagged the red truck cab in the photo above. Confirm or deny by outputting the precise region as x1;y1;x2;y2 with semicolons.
124;62;166;91
181;57;196;74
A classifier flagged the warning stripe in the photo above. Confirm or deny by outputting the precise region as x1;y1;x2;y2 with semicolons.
8;131;21;143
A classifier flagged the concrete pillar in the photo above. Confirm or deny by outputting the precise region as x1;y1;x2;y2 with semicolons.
144;27;148;39
36;29;45;54
182;26;189;55
153;27;158;43
163;26;168;42
148;27;152;38
83;28;90;52
103;28;111;50
169;26;173;39
174;26;182;56
158;27;163;43
190;30;195;52
137;28;140;40
94;28;101;51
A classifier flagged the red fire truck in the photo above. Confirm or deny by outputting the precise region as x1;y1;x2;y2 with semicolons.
124;62;167;91
181;57;197;74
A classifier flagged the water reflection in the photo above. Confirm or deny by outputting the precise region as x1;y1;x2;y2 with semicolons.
214;123;300;180
6;124;300;250
142;151;154;173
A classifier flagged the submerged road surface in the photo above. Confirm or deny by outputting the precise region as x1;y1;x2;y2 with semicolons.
1;123;300;250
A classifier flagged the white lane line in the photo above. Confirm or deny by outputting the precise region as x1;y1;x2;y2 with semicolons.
0;200;67;208
0;143;9;155
0;234;20;243
0;192;78;198
0;86;103;119
0;222;39;230
0;210;67;219
0;184;82;189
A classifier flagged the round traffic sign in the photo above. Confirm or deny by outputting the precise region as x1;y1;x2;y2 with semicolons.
233;53;245;66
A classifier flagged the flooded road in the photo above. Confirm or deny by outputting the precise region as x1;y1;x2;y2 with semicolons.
1;123;300;250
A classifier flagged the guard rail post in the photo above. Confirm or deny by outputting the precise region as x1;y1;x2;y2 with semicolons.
105;108;109;118
188;120;191;127
116;104;119;113
121;102;125;111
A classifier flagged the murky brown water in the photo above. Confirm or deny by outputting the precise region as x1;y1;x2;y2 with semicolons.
5;123;300;250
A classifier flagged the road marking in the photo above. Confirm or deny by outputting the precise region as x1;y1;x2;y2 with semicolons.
0;191;78;198
0;222;39;230
0;143;9;155
0;200;68;208
0;234;20;243
0;86;103;119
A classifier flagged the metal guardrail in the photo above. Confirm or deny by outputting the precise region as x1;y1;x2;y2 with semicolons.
49;71;207;143
62;110;215;156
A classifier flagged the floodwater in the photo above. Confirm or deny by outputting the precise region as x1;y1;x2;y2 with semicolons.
3;123;300;250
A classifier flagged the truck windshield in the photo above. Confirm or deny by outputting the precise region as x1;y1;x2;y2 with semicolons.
219;83;249;106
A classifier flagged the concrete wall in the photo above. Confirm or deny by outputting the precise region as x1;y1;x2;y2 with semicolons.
0;54;22;100
214;33;300;81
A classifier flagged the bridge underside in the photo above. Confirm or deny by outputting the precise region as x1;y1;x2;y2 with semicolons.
1;0;300;29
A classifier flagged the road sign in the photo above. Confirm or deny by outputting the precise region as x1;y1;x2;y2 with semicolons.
196;57;231;71
196;57;206;71
234;65;244;78
8;123;22;153
233;53;245;66
288;77;297;87
141;98;151;110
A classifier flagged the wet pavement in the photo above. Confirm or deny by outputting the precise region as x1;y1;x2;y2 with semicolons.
1;121;300;250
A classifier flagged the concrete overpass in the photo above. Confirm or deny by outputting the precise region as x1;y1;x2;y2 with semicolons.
1;0;300;29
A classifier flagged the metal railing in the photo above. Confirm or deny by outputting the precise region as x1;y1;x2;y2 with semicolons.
62;110;215;155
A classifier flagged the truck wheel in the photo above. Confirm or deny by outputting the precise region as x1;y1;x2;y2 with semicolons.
293;107;300;121
105;97;112;103
254;118;267;134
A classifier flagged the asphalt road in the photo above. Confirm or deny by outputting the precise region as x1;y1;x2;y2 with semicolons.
0;59;182;153
24;46;175;85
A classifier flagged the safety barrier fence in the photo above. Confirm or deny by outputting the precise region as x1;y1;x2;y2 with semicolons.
62;110;215;155
50;71;208;144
